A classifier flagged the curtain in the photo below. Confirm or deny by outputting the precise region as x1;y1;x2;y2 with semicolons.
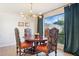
37;15;43;36
64;3;79;55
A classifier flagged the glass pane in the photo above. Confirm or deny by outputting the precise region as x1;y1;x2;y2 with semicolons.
44;13;64;44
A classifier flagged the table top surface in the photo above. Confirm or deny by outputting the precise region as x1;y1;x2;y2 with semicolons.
25;39;47;42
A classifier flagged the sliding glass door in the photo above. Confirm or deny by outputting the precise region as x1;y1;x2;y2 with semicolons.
43;13;64;44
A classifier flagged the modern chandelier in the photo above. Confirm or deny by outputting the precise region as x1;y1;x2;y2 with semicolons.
20;3;42;18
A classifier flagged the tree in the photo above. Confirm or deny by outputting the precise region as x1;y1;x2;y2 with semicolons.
53;17;64;25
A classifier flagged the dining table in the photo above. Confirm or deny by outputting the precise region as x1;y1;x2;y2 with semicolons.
25;38;48;54
25;39;47;46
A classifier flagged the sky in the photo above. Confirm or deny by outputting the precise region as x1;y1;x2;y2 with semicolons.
44;13;64;24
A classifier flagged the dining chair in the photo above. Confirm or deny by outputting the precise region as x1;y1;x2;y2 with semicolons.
15;28;32;56
35;28;59;56
35;44;48;56
35;34;48;56
48;27;59;56
24;28;32;40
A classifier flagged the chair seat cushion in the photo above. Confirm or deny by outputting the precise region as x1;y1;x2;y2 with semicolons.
36;45;48;53
20;42;32;48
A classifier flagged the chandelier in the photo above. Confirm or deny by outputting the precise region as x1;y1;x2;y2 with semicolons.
20;3;42;18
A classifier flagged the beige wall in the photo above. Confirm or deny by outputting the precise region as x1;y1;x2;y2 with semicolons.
44;7;64;18
17;16;37;42
0;12;37;47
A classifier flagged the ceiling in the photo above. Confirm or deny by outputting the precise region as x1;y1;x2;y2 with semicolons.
0;3;68;14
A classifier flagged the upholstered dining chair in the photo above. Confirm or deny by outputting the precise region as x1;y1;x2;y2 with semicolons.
35;27;59;56
15;28;32;56
35;44;48;56
24;28;32;40
48;27;59;56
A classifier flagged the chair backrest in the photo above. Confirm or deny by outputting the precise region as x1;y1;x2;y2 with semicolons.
45;28;49;37
48;27;59;45
24;28;32;39
15;28;20;47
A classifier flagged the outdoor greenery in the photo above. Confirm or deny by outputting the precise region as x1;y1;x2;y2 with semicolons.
57;19;64;44
54;17;64;44
44;14;64;44
58;30;64;44
53;18;64;25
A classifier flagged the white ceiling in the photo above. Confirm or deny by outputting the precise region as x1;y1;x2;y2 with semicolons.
0;3;68;14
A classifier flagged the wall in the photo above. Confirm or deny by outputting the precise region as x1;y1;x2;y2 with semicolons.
0;12;37;47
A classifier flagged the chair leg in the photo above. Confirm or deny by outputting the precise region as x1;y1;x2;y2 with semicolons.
19;49;21;56
36;52;38;56
46;53;48;56
55;46;57;56
55;50;57;56
23;49;26;56
16;47;19;56
35;51;38;56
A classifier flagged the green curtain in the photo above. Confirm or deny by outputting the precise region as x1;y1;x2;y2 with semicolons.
37;15;43;36
64;3;79;55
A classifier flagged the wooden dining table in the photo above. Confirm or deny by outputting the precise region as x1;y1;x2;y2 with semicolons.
25;39;47;42
25;39;47;46
25;38;47;54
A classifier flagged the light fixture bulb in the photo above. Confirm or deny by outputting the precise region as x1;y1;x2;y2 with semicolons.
20;14;25;18
32;14;37;18
39;15;42;18
30;10;32;13
39;12;42;15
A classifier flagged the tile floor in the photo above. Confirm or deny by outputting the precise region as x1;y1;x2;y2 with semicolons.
0;44;73;56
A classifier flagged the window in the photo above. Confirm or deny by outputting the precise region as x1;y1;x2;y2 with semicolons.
44;13;64;44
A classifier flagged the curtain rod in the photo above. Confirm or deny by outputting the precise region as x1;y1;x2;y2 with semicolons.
43;3;71;15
